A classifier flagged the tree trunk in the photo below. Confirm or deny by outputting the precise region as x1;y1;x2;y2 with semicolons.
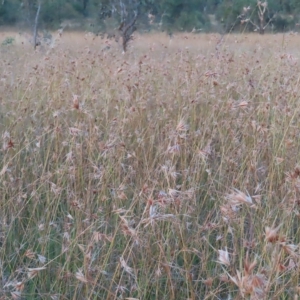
33;1;41;49
259;17;264;34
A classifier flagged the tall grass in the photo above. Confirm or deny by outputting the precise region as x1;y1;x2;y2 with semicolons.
0;31;300;299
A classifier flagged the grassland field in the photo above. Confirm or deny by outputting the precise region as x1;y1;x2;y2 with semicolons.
0;29;300;299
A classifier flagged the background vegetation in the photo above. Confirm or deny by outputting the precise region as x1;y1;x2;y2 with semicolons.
0;0;300;33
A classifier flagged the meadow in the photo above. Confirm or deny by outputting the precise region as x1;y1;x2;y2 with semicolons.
0;30;300;299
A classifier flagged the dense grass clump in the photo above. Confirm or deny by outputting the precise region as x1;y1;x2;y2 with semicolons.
0;30;300;299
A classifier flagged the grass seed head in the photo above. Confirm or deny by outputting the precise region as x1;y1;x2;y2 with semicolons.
217;248;231;266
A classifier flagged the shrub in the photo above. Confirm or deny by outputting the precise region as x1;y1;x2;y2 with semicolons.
1;37;15;46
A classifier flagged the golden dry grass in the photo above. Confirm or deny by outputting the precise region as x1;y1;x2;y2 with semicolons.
0;30;300;299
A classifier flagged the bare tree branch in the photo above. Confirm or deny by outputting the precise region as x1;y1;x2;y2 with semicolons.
33;0;41;50
239;1;273;35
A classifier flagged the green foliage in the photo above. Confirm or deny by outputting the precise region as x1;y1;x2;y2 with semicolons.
273;14;295;31
1;36;15;46
156;0;209;31
40;1;62;25
174;10;208;31
0;0;21;24
39;1;82;26
215;0;256;32
0;0;300;32
214;0;300;33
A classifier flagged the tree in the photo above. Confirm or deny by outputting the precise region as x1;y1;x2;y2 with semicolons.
91;0;140;51
239;1;276;34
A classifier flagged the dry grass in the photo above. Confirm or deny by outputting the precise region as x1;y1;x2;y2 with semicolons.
0;30;300;299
